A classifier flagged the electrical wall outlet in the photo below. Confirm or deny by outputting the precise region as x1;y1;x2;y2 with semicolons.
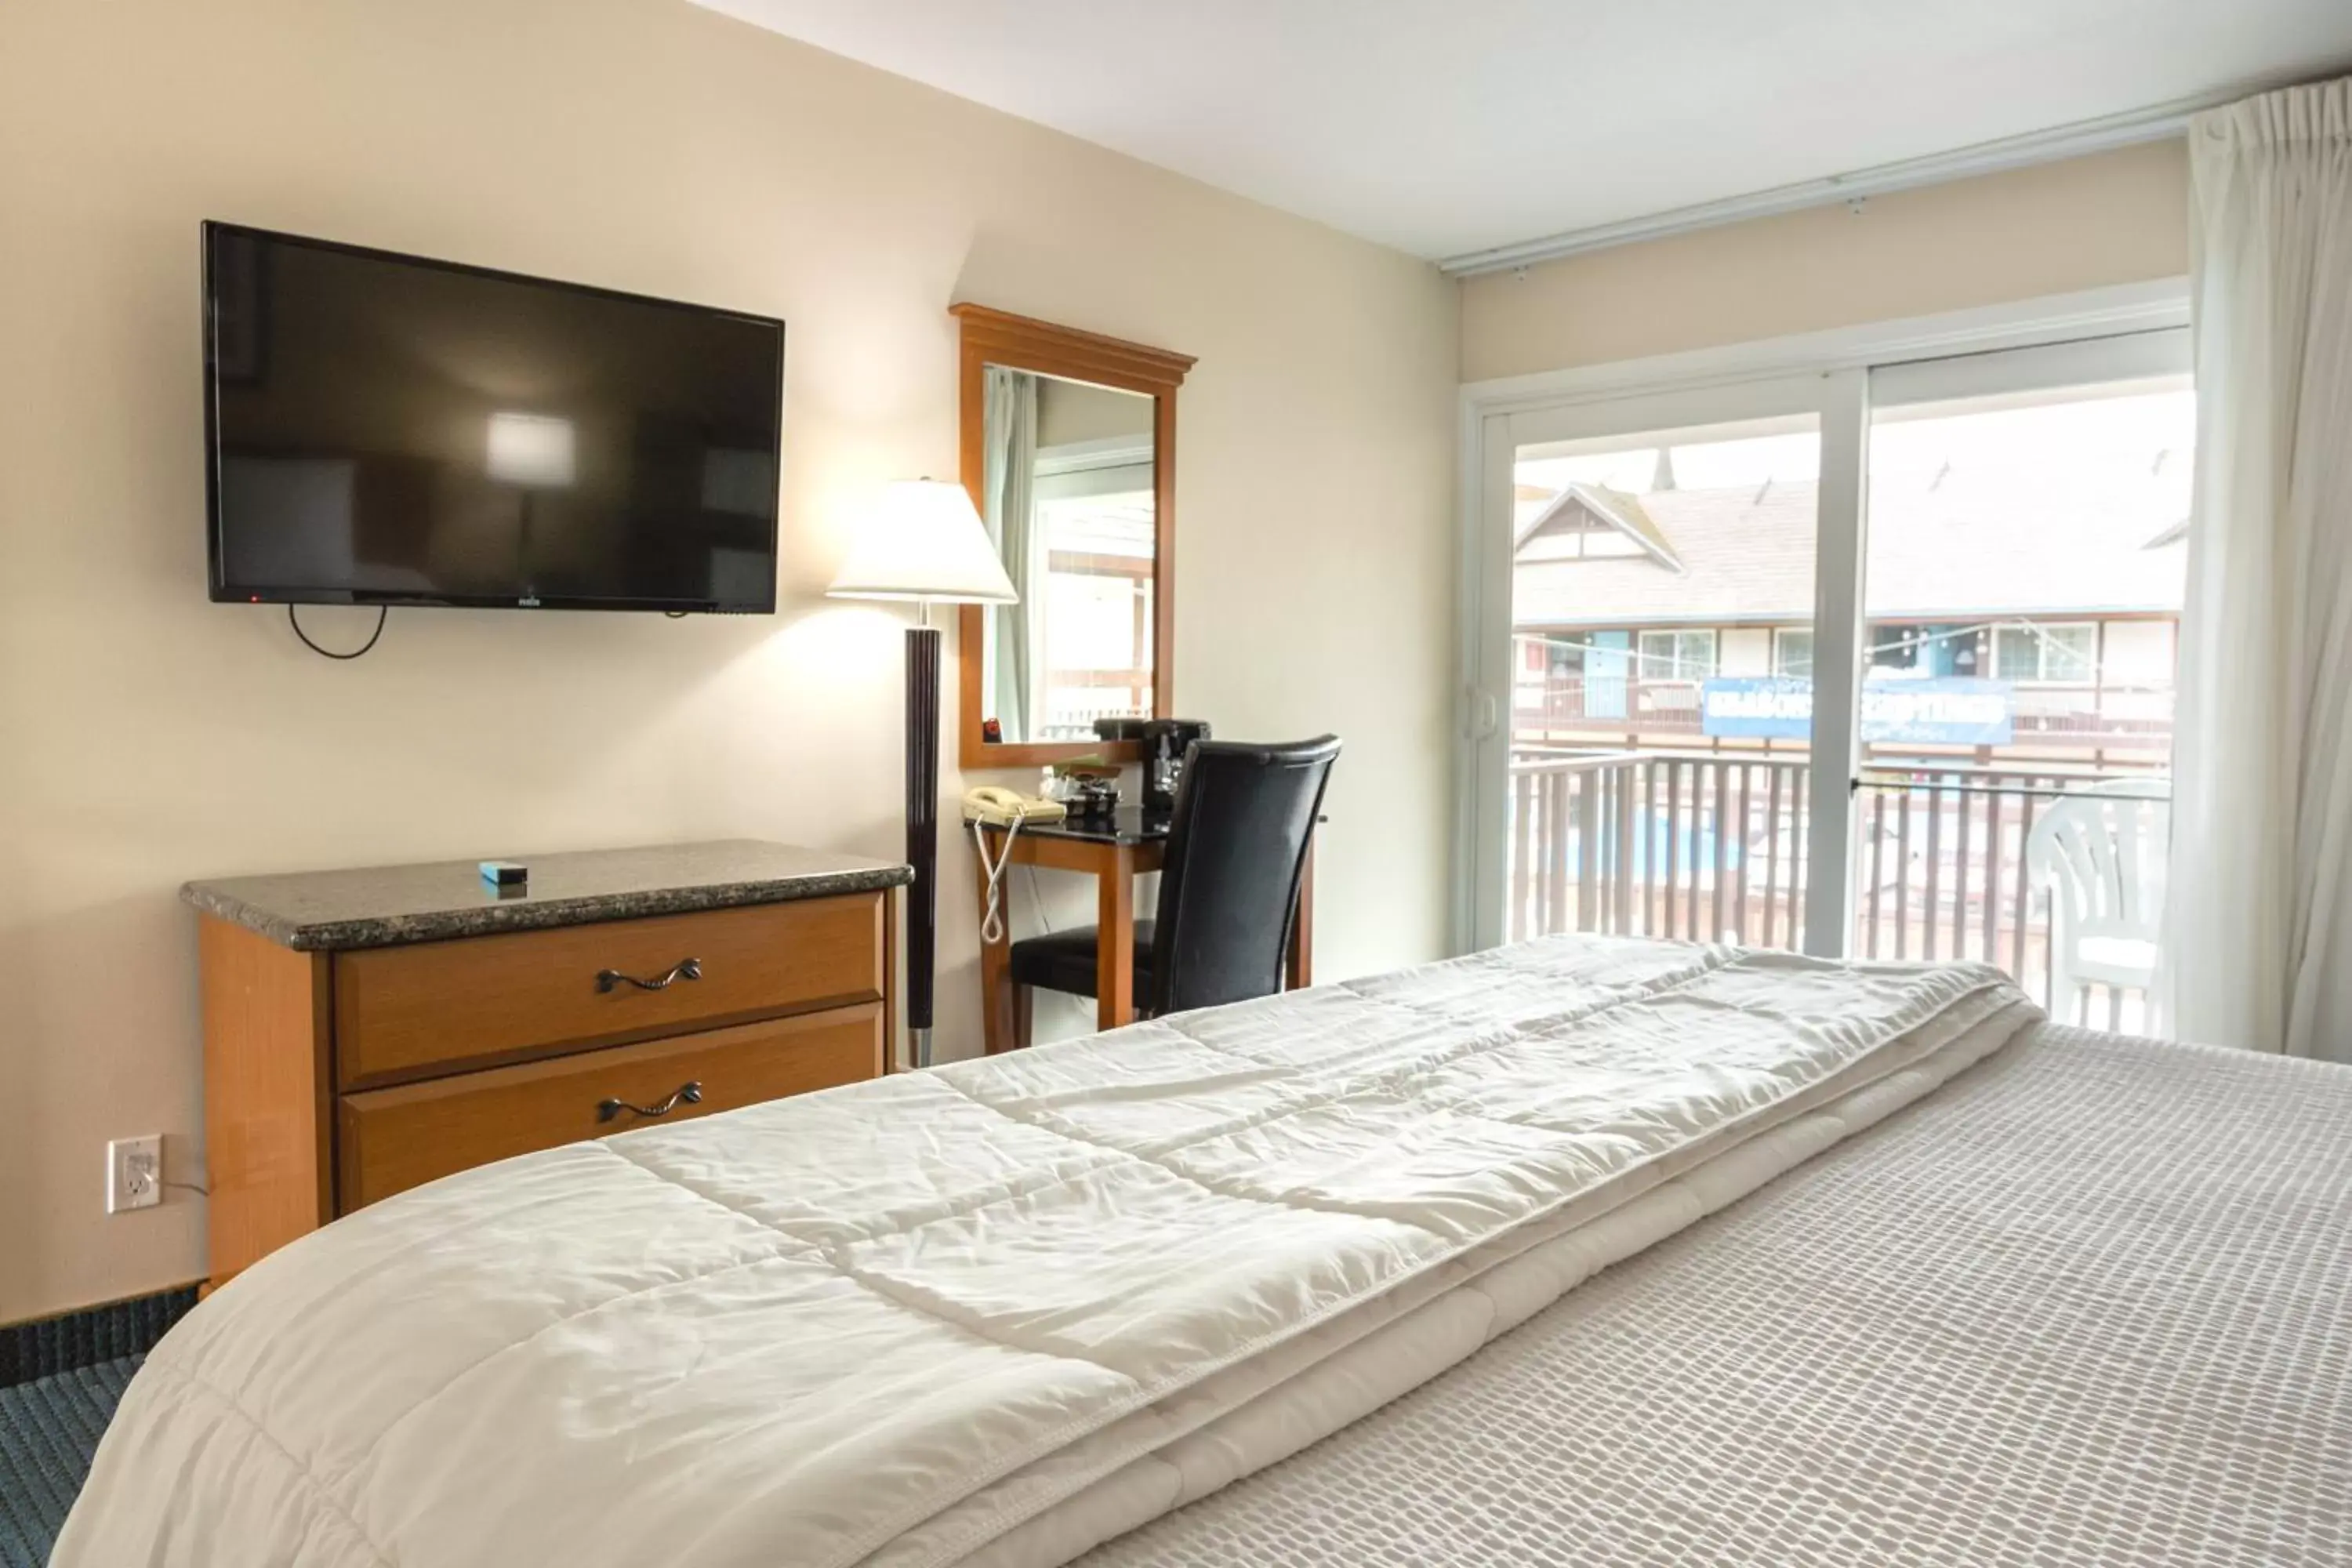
107;1135;163;1214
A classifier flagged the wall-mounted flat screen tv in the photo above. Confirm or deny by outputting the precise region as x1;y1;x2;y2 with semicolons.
203;222;784;612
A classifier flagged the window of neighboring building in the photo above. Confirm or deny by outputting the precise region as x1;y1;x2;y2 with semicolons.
1773;628;1814;678
1868;624;1918;671
1993;622;2097;684
1637;629;1717;681
2046;625;2098;682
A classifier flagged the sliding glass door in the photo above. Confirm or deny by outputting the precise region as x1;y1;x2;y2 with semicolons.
1856;332;2190;1029
1466;372;1864;956
1465;319;2187;1029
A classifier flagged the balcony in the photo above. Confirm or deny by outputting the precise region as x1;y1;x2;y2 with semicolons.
1505;749;2165;1027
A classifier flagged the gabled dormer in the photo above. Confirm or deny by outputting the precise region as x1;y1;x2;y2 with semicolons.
1514;482;1685;572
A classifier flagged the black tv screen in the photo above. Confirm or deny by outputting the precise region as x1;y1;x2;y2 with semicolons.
203;223;784;612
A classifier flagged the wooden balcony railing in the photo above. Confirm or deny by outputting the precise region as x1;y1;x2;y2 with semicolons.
1508;751;1813;949
1506;750;2168;1024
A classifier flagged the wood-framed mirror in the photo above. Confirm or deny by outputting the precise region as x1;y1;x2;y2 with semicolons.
952;304;1194;771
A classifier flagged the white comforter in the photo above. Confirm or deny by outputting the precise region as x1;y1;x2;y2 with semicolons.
58;938;2036;1568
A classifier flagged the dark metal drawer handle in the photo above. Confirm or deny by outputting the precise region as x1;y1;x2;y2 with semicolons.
596;956;702;993
597;1080;703;1124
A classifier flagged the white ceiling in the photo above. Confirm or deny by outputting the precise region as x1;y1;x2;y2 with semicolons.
696;0;2352;267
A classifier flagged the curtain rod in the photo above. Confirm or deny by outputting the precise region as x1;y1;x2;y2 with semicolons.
1440;67;2351;278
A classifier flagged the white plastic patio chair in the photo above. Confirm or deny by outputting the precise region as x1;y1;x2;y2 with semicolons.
2025;779;2169;1030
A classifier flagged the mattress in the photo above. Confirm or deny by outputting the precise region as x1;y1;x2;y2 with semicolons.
56;938;2034;1568
1076;1025;2352;1568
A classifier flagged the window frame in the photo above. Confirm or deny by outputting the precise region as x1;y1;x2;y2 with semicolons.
1460;281;2190;959
1636;628;1718;681
1773;626;1816;678
1993;619;2099;685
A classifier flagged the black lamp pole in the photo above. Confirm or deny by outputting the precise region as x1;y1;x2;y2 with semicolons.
903;612;942;1068
829;477;1008;1071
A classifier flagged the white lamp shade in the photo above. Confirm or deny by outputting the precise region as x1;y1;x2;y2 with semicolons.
486;412;577;488
828;480;1018;604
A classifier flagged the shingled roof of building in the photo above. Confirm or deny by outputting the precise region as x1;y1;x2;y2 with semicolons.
1514;476;2187;630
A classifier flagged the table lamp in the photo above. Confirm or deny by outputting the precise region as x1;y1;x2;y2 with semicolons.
829;479;1018;1069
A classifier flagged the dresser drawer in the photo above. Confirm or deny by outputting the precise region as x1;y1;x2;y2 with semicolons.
333;894;885;1088
336;1003;883;1209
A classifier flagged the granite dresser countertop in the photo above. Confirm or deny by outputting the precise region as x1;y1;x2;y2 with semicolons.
183;839;913;951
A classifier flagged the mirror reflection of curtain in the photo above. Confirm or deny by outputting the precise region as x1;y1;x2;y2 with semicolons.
983;367;1042;740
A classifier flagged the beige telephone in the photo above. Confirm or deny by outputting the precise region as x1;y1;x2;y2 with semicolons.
965;788;1063;944
962;786;1065;826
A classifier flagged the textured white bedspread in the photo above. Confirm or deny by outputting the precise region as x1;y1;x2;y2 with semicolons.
1077;1025;2352;1567
56;938;2034;1568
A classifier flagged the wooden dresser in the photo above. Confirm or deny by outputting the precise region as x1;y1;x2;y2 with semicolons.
185;840;909;1288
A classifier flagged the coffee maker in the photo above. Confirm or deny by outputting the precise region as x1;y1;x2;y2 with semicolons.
1095;717;1212;815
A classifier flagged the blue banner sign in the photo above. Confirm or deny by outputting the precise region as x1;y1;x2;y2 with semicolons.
1864;678;2014;745
1700;677;1813;739
1700;677;2013;745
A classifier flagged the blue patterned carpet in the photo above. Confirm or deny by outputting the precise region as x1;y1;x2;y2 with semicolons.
0;1356;136;1568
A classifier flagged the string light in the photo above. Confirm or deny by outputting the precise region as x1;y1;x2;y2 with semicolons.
1515;616;2099;678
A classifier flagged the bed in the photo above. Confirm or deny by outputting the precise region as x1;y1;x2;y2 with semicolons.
54;937;2350;1566
1076;1019;2352;1567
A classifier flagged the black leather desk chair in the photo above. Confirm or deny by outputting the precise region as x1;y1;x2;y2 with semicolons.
1007;735;1340;1033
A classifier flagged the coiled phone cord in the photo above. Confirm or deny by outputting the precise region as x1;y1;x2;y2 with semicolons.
973;816;1025;946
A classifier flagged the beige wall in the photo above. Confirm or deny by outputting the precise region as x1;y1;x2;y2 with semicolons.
0;0;1457;1323
1461;142;2190;381
2104;619;2176;683
1721;628;1771;678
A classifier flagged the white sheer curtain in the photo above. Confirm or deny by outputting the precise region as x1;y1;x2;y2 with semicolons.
981;367;1041;740
2165;76;2352;1059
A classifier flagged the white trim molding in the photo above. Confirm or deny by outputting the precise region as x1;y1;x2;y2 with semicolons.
1438;69;2348;278
1460;278;2190;418
1800;368;1869;959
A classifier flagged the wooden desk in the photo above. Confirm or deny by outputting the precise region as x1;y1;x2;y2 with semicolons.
973;808;1314;1053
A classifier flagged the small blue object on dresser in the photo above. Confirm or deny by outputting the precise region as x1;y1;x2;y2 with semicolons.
477;860;528;890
